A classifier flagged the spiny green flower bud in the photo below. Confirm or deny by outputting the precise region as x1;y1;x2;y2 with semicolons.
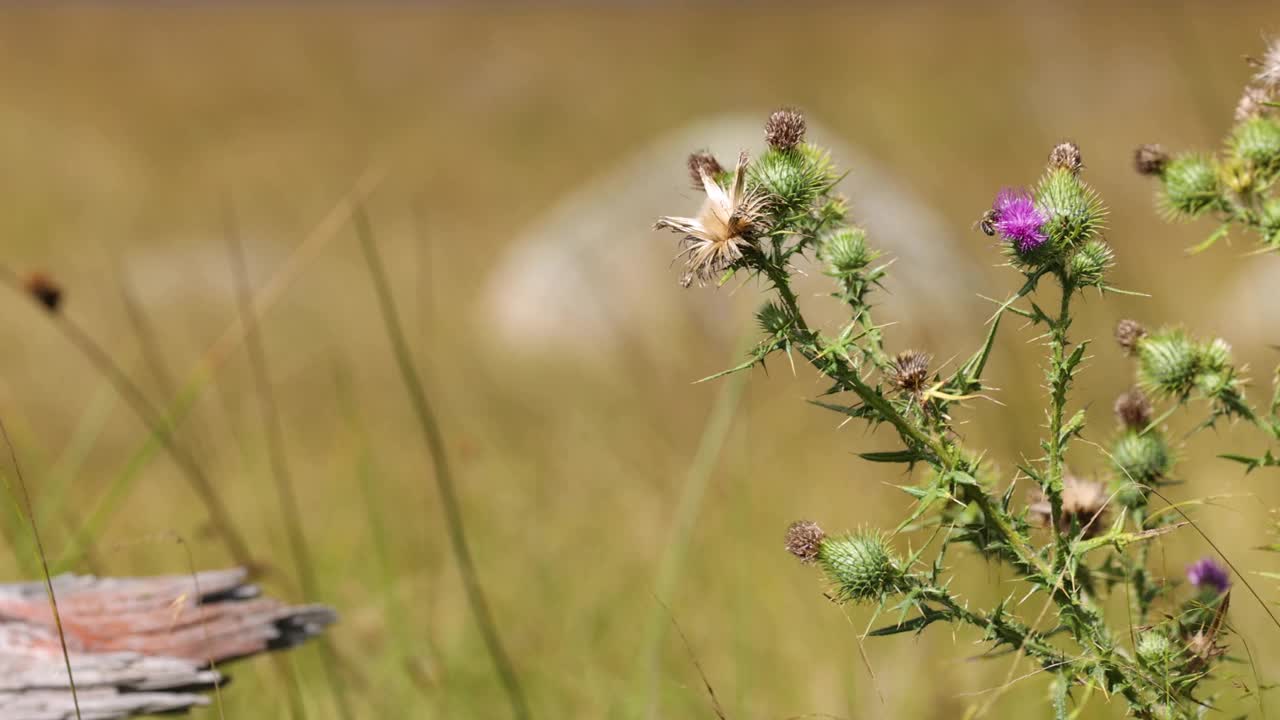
1134;144;1169;176
750;144;835;211
819;227;875;278
1111;429;1172;485
1160;154;1221;218
1192;338;1237;398
1198;337;1232;373
1109;475;1149;510
1033;166;1106;251
764;108;807;151
1137;630;1175;667
1137;329;1199;398
1229;116;1280;177
1115;319;1148;356
785;520;826;563
1048;141;1084;175
816;530;905;604
757;301;791;337
1066;238;1114;287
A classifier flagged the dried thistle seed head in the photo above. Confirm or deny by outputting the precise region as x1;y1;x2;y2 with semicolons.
656;152;766;286
785;520;826;563
1114;387;1153;430
889;350;931;395
1028;475;1109;539
764;107;807;151
1114;319;1147;355
1254;38;1280;90
1185;629;1227;670
1048;141;1084;175
816;530;904;603
1235;85;1274;122
1133;144;1169;176
687;151;724;190
23;272;63;313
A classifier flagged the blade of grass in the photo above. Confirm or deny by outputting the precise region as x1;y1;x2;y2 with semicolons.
636;353;747;720
23;383;116;562
354;206;530;720
0;412;82;720
224;203;355;720
0;264;255;568
50;168;385;570
334;360;440;708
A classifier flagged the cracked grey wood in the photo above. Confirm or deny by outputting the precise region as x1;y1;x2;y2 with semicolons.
0;568;336;719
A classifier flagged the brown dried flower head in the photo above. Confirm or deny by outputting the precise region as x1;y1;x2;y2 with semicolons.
1115;319;1148;356
1235;85;1274;122
1048;141;1084;175
785;520;826;563
1184;594;1230;673
1028;475;1109;539
23;272;63;313
889;350;931;396
1253;38;1280;90
1133;144;1169;177
764;108;807;151
1114;387;1153;430
687;151;724;190
656;152;767;287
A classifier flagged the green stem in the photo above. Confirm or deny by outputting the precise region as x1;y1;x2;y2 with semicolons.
355;208;530;720
924;586;1063;668
1045;273;1074;560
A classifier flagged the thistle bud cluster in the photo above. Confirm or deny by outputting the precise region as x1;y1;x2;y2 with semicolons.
980;145;1111;289
1138;37;1280;250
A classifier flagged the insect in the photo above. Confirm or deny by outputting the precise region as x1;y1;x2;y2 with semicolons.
976;209;998;237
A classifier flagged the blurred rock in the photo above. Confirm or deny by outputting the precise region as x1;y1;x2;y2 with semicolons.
481;114;982;367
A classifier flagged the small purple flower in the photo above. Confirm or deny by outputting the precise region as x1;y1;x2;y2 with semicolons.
992;188;1048;254
1186;557;1231;594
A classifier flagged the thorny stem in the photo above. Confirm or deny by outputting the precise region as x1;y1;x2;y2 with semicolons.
923;585;1063;669
760;256;1159;704
1045;272;1075;562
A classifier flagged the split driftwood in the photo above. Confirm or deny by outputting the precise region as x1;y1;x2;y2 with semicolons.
0;567;336;719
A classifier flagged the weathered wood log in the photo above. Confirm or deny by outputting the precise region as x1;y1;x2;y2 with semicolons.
0;568;336;719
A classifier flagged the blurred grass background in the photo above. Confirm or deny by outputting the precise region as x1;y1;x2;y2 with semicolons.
2;3;1280;718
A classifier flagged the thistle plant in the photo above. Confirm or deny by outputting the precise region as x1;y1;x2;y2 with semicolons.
1130;39;1280;469
655;111;1242;717
1135;39;1280;253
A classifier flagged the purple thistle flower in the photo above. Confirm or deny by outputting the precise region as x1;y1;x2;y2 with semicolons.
1186;557;1231;594
992;188;1048;254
